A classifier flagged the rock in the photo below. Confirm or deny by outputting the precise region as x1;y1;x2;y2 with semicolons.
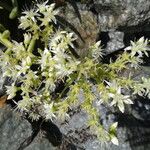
0;106;32;150
130;66;150;121
93;0;150;31
24;132;57;150
84;127;131;150
105;31;124;54
0;106;57;150
55;107;132;150
63;4;100;57
54;110;91;149
116;113;150;150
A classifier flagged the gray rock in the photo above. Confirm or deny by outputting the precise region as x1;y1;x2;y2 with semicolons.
84;127;131;150
63;5;100;57
130;66;150;121
24;132;57;150
55;108;132;150
93;0;150;31
105;31;124;54
0;106;57;150
0;106;32;150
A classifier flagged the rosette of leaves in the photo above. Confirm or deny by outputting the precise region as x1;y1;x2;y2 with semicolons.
0;1;150;145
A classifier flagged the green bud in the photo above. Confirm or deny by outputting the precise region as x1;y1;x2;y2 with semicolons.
9;7;18;19
2;30;10;39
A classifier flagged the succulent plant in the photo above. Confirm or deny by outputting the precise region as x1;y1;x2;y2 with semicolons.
0;0;150;145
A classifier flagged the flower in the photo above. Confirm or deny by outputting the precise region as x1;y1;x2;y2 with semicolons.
38;3;59;26
6;82;18;99
50;31;75;52
125;37;150;58
39;48;53;70
36;0;49;12
43;102;56;120
15;56;32;75
105;80;133;113
17;95;31;111
110;93;133;113
90;41;103;60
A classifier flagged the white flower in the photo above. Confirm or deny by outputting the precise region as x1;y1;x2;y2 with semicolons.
15;56;32;75
90;41;103;60
17;95;32;111
38;3;59;26
105;80;121;94
45;78;56;92
50;31;75;51
19;15;31;29
106;80;133;113
19;9;38;29
110;94;133;113
130;56;143;69
6;83;18;99
55;63;72;78
39;48;53;70
43;102;56;120
22;9;38;22
12;41;26;59
36;0;49;12
125;37;150;58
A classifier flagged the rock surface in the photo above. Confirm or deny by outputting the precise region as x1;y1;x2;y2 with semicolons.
93;0;150;31
63;5;100;57
105;31;124;54
0;106;32;150
64;0;150;54
0;106;56;150
24;132;57;150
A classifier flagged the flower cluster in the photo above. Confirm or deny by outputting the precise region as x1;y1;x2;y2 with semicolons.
0;1;150;145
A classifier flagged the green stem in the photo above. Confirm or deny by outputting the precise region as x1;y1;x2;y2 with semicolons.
0;24;6;32
27;36;37;52
0;33;13;48
58;78;75;100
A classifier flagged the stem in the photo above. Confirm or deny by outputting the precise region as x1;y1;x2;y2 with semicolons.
58;78;74;100
0;24;6;32
27;36;37;52
0;33;13;48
